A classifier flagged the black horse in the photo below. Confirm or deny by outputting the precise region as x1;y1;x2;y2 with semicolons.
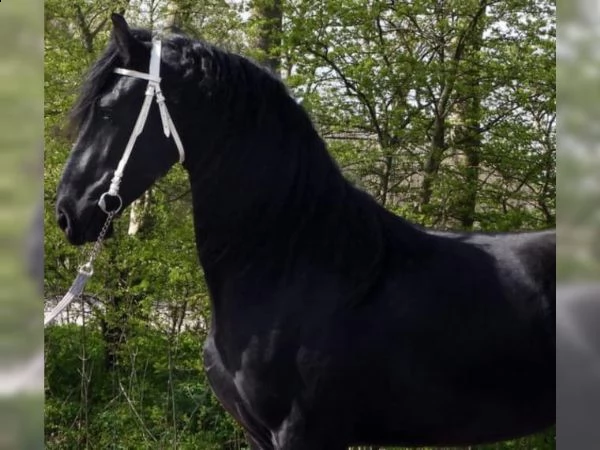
55;14;555;450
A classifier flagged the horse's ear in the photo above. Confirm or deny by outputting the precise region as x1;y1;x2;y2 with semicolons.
110;13;143;65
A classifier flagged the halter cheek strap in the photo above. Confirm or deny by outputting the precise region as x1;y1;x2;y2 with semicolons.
99;39;185;214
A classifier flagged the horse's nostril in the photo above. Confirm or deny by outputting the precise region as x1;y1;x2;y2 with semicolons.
57;208;70;233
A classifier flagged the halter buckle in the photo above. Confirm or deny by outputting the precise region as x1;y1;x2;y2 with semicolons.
99;192;123;214
78;262;94;276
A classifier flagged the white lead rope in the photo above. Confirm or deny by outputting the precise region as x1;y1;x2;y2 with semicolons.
45;39;185;326
44;271;92;326
44;210;114;326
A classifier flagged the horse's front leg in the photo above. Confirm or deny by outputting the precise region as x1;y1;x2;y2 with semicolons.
203;337;274;449
271;404;348;450
244;430;271;450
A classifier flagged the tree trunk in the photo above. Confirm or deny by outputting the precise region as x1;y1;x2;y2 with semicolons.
459;141;481;229
454;7;486;230
165;0;183;29
421;116;445;212
128;190;150;236
252;0;283;75
101;293;125;371
419;0;488;221
454;74;482;230
379;154;393;208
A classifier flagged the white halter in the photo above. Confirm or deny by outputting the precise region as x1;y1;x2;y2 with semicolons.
99;39;185;214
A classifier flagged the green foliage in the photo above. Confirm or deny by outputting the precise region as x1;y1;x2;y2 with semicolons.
45;325;241;449
282;0;555;230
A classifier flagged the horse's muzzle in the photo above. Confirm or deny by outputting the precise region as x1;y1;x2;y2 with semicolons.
56;200;113;246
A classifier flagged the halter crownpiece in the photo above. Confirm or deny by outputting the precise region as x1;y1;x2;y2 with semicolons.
99;39;186;214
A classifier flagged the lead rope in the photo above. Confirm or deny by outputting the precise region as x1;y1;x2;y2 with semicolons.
44;211;115;326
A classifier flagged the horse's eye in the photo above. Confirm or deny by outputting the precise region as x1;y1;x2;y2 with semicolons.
98;107;113;122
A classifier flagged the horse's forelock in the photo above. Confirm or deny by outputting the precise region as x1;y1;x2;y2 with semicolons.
67;28;154;136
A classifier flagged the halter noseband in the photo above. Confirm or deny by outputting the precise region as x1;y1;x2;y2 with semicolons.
98;39;185;214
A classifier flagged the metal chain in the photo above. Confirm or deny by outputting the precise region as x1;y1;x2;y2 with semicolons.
78;212;115;276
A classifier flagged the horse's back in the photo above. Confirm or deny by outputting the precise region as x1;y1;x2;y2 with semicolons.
342;223;556;445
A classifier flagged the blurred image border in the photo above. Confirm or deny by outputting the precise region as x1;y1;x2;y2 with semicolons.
0;0;44;449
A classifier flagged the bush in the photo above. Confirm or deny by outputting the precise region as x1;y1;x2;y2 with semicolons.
45;324;242;449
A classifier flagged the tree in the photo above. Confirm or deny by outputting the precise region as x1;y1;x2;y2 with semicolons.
250;0;283;74
282;0;555;230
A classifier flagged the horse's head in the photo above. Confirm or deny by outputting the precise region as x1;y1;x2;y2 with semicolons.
56;14;196;245
57;13;323;245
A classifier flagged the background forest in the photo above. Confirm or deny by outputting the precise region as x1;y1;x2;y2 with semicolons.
44;0;556;448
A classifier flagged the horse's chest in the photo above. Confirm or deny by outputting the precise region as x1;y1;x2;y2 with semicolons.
205;328;306;428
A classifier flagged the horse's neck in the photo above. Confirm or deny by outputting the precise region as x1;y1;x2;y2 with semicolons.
187;165;400;322
179;92;407;309
187;142;345;261
185;117;341;234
